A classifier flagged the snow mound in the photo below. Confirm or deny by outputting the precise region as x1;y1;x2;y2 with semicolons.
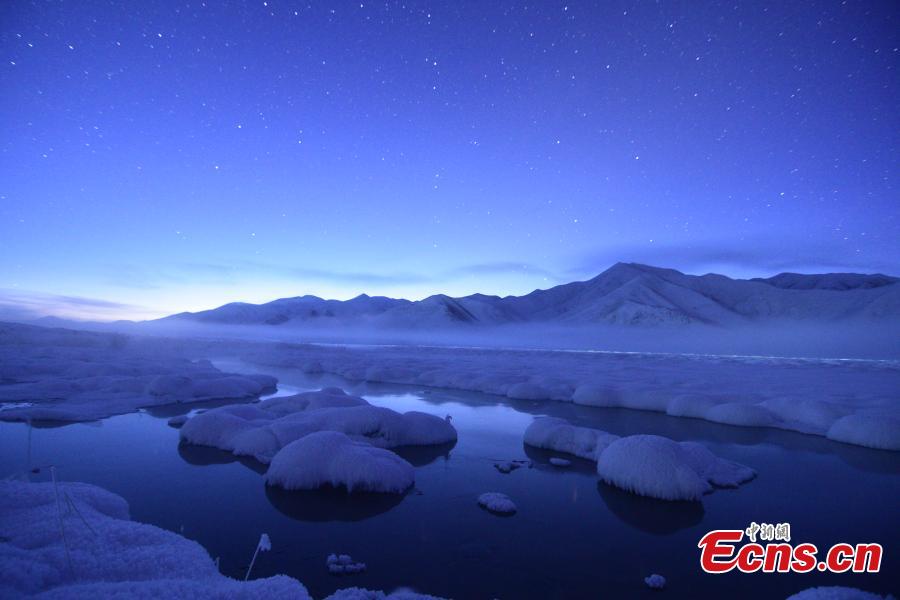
327;553;367;574
596;435;755;501
786;587;894;600
644;573;666;589
477;492;517;515
0;479;311;599
523;417;619;461
180;388;457;464
265;431;415;493
826;415;900;451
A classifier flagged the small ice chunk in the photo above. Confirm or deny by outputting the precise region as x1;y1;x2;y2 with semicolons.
494;461;520;474
477;492;517;515
327;553;367;574
644;573;666;589
549;457;571;467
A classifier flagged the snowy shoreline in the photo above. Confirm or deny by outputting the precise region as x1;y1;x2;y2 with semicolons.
1;321;898;451
237;340;900;451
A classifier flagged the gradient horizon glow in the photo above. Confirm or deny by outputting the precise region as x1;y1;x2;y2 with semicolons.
1;1;898;320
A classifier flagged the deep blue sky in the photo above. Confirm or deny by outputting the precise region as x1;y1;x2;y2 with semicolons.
1;1;898;319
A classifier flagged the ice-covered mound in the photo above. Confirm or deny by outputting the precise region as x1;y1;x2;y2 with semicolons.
786;587;894;600
0;479;311;599
596;435;756;501
549;457;571;467
826;414;900;451
477;492;517;515
524;418;755;501
327;553;367;574
180;388;457;464
265;431;415;493
0;325;277;422
523;417;619;461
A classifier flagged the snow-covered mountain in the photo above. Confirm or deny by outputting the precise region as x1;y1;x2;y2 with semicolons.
160;263;900;327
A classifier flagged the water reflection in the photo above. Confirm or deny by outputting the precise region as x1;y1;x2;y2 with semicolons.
393;441;456;467
177;442;267;475
265;484;409;522
596;481;705;535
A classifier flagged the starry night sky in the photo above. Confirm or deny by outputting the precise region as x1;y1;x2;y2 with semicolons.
1;1;898;319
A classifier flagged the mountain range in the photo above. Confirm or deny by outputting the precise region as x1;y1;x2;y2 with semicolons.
161;263;900;327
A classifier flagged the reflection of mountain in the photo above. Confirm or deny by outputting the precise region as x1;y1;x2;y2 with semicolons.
393;441;456;467
160;263;900;327
596;481;704;535
265;484;408;522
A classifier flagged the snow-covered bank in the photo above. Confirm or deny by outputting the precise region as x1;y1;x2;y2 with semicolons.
0;323;275;422
240;341;900;451
0;479;449;599
0;478;310;598
180;388;456;492
524;418;756;501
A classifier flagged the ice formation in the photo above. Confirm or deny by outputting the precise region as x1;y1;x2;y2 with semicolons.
327;553;367;574
523;417;619;461
265;431;415;493
236;337;900;451
644;573;666;589
524;418;755;501
477;492;517;515
180;388;457;463
0;324;276;422
0;479;311;599
549;457;571;467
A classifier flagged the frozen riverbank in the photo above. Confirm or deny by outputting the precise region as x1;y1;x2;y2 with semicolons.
237;341;900;451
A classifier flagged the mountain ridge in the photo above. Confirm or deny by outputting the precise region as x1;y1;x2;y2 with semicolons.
159;263;900;327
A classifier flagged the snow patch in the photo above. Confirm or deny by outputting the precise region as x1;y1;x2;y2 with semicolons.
327;553;367;574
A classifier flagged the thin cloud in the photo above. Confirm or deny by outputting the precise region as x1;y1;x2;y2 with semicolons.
0;289;151;321
572;238;899;279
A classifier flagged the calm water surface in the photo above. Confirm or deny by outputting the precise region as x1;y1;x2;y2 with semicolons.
1;360;898;599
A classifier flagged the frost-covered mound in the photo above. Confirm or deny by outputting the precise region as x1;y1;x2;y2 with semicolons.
523;417;619;461
0;324;276;422
266;432;415;493
524;418;755;501
597;435;755;501
240;339;900;451
786;587;894;600
180;387;457;465
0;479;310;599
477;492;517;515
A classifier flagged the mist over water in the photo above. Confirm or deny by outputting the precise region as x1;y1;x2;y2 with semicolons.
103;319;900;361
